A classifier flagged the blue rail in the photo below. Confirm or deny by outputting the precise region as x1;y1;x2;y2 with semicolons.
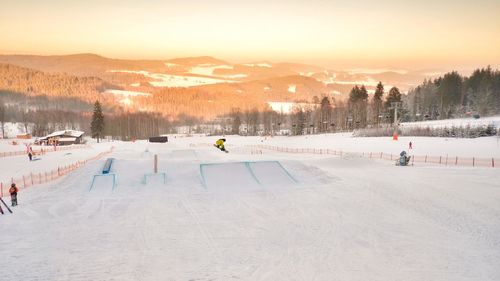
102;158;114;174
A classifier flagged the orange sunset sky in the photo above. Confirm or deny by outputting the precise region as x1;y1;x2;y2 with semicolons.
1;0;499;70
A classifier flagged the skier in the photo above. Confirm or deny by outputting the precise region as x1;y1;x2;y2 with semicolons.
28;150;33;161
214;138;228;152
409;141;413;150
9;183;19;207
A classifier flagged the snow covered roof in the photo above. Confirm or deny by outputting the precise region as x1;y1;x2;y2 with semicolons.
58;137;77;142
40;130;84;140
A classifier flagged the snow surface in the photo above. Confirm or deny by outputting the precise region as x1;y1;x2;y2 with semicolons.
108;70;235;87
0;142;112;185
104;89;152;106
240;133;500;158
347;68;409;75
329;79;380;87
401;115;500;129
104;89;151;97
164;62;178;68
188;64;233;76
42;129;84;139
188;65;247;79
242;63;272;68
267;101;316;114
1;134;499;280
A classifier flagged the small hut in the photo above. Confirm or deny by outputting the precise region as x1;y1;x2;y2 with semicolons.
36;130;84;146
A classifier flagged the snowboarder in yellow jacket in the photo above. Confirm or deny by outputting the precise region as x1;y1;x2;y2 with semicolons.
214;138;227;152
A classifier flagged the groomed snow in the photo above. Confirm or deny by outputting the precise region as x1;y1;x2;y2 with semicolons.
401;115;500;129
188;64;233;76
242;63;272;68
108;70;235;87
1;134;499;280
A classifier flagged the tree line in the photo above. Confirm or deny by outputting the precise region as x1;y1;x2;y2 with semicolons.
406;66;500;120
2;65;499;139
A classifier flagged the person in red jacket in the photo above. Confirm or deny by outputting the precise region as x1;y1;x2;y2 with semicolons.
9;183;19;206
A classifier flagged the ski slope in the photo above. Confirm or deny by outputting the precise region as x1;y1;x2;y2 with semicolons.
0;135;499;280
401;115;500;129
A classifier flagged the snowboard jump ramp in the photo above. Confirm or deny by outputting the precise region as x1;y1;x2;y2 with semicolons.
200;161;297;191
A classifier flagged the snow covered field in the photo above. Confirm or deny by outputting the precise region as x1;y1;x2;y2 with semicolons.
1;135;499;280
108;69;235;87
401;115;500;129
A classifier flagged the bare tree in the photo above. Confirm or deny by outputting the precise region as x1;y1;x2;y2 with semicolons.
0;99;6;138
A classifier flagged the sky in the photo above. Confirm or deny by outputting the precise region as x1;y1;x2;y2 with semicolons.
1;0;499;70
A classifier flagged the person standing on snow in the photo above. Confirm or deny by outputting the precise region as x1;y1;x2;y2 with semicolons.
409;141;413;150
9;183;19;206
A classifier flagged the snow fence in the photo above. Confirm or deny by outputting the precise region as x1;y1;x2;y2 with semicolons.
200;161;297;191
0;144;88;158
0;147;114;197
251;145;499;168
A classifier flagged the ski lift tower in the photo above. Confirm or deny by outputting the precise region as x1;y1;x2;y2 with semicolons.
389;102;402;140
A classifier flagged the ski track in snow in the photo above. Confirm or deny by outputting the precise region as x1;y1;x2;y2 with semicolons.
0;136;500;280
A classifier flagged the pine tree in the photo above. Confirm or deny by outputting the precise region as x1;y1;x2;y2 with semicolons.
373;82;384;125
91;100;104;143
319;96;332;132
385;87;402;108
385;87;402;123
348;85;368;128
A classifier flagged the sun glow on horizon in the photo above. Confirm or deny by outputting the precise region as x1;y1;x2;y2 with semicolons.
1;0;499;70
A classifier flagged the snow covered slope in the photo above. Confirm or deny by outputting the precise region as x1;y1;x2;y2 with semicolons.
401;115;500;129
0;136;499;280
